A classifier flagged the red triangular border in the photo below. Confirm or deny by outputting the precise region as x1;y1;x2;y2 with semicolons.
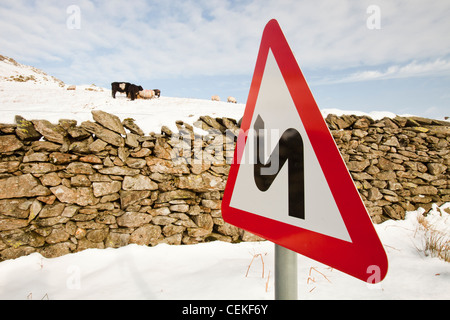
222;19;388;283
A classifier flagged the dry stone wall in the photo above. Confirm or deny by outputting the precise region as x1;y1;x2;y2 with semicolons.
326;114;449;223
0;110;448;261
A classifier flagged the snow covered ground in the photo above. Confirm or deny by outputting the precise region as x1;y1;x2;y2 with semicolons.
0;56;448;300
0;83;246;137
0;55;244;134
0;204;448;300
0;55;416;136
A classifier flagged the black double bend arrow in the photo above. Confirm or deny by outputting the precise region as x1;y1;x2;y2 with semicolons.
253;115;305;220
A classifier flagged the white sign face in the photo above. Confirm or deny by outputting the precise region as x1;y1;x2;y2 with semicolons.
222;19;388;283
229;50;351;242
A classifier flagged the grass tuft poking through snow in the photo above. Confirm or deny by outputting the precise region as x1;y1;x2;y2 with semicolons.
414;204;450;263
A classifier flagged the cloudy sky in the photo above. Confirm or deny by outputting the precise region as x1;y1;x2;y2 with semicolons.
1;0;449;118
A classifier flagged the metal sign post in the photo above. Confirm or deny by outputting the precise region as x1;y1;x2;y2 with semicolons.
275;244;298;300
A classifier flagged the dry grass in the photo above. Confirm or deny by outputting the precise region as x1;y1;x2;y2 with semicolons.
246;252;266;278
27;293;49;300
306;266;333;292
246;251;271;293
416;213;449;263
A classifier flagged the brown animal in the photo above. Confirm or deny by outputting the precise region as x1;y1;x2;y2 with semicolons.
227;96;237;103
138;89;155;99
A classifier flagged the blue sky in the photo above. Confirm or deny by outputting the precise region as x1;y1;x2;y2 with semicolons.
1;0;449;119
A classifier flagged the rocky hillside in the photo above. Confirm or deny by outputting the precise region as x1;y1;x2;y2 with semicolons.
0;55;64;87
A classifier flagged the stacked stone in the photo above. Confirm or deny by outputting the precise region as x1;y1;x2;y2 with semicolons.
326;114;449;223
0;111;260;261
0;110;448;262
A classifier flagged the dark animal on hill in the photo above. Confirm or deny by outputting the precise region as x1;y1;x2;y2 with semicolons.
111;82;131;98
153;89;161;98
127;84;144;101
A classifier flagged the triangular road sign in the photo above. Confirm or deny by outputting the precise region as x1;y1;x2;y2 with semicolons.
222;19;388;283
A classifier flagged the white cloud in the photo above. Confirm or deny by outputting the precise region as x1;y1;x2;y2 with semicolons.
0;0;449;87
322;58;450;84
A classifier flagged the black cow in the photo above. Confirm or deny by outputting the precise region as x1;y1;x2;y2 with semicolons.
111;82;131;99
153;89;161;98
127;84;144;101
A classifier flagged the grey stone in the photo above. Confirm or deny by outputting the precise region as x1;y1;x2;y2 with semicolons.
92;110;126;135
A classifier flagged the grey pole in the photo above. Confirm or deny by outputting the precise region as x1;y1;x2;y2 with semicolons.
275;244;298;300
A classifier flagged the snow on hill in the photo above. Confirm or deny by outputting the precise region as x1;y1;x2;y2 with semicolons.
0;54;246;135
0;54;407;135
0;55;65;87
0;55;448;300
